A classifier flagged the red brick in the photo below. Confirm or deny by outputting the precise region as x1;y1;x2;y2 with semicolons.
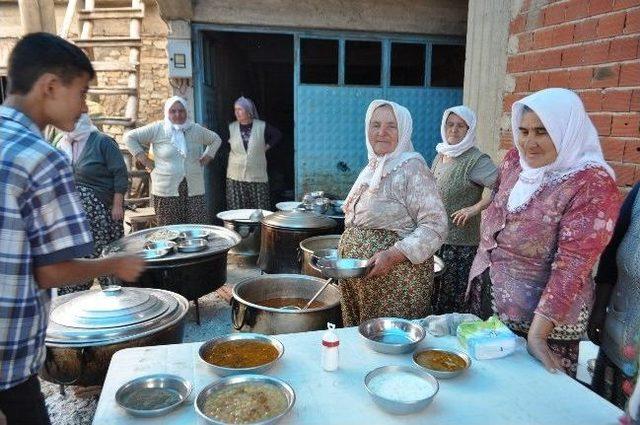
515;74;530;92
603;89;633;111
597;11;627;38
543;3;567;26
510;15;526;34
612;114;640;136
626;9;640;34
574;18;599;42
525;9;545;30
530;72;550;90
507;55;525;73
569;67;594;88
566;0;589;20
609;37;639;61
631;90;640;111
620;62;640;86
524;50;562;71
552;24;575;46
519;33;534;52
601;137;627;161
503;93;526;112
590;113;612;135
579;90;603;111
589;0;614;16
611;162;637;186
548;70;570;86
623;140;640;163
562;41;610;66
533;28;555;49
592;65;621;88
613;0;640;10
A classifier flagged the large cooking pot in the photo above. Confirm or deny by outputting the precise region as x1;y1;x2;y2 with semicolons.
41;286;188;387
216;209;273;263
258;210;337;274
299;235;342;278
231;274;342;334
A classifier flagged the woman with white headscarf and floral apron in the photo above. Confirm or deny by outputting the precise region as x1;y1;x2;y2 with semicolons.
339;100;448;326
226;96;282;210
125;96;222;225
430;106;498;314
55;114;128;294
467;88;621;377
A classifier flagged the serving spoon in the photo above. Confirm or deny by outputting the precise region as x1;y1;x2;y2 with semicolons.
281;277;333;311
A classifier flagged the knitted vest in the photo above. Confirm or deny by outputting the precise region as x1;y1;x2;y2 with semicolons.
432;147;484;246
227;120;268;183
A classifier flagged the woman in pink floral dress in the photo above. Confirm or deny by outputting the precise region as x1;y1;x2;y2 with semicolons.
468;88;621;377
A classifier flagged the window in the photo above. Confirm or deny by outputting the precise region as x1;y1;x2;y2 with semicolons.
300;38;338;84
0;76;7;103
391;43;425;86
430;44;465;87
345;40;381;86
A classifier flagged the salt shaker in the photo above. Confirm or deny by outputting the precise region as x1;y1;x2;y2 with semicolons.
321;322;339;371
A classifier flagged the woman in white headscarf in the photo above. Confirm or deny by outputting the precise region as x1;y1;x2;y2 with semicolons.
467;88;621;377
339;100;448;326
55;114;128;294
430;106;498;315
125;96;222;225
225;96;282;210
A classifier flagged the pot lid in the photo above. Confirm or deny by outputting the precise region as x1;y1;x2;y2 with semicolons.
46;286;188;346
261;209;337;230
217;209;273;223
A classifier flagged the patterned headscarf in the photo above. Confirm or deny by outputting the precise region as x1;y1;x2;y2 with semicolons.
234;96;259;120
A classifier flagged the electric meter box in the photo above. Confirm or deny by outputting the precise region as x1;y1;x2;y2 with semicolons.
167;39;192;78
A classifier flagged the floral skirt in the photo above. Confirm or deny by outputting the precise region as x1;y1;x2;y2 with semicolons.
154;178;208;226
58;185;124;295
226;178;270;210
468;268;581;377
431;243;477;315
337;227;434;327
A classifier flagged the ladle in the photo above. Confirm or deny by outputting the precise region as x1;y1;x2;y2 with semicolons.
281;277;333;311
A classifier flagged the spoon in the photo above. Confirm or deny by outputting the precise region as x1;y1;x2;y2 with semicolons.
280;277;333;311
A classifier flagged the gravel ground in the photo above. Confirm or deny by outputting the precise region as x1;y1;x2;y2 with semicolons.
41;258;262;425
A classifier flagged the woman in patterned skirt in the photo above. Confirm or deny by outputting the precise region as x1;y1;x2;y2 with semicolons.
467;88;621;377
339;100;448;326
226;96;281;210
55;114;129;294
431;106;497;314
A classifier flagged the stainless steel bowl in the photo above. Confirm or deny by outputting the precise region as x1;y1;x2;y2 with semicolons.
140;240;176;260
115;374;192;417
313;248;338;261
177;238;209;253
194;374;295;425
364;365;438;415
198;333;284;376
179;229;211;240
412;348;471;379
359;317;426;354
311;256;371;279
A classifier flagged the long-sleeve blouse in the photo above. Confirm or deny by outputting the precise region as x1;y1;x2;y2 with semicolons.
344;158;448;264
469;148;621;326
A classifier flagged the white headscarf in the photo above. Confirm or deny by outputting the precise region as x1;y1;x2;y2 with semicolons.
343;100;425;214
507;88;615;212
58;113;98;164
435;105;477;157
163;96;193;158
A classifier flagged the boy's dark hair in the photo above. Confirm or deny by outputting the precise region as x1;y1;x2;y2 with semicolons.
7;32;95;95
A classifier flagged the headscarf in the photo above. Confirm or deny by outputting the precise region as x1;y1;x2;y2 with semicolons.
507;88;615;212
343;100;425;214
234;96;259;120
58;113;98;164
435;105;477;157
163;96;193;158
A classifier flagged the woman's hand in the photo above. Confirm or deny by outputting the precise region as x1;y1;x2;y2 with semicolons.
136;153;154;172
366;247;406;278
199;154;213;166
111;194;124;222
111;254;146;282
527;314;564;373
451;205;479;227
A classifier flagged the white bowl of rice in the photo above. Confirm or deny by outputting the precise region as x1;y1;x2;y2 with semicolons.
364;365;439;415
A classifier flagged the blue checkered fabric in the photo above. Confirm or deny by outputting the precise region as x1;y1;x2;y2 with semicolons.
0;106;93;390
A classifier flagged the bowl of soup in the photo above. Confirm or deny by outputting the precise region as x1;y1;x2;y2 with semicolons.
412;348;471;378
198;333;284;376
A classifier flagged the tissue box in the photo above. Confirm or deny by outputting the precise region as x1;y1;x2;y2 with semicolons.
457;316;519;360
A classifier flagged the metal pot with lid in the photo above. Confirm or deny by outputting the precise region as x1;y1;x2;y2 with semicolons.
217;209;273;263
258;209;337;274
42;286;188;387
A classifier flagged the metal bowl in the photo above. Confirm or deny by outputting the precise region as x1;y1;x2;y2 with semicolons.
275;201;302;211
179;229;211;240
195;374;295;425
412;348;471;379
359;317;426;354
115;374;192;417
313;248;338;261
140;240;176;260
146;229;181;242
177;238;209;253
364;365;438;415
198;333;284;376
311;256;371;279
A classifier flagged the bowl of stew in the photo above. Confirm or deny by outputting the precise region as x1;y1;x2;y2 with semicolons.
198;333;284;376
412;348;471;378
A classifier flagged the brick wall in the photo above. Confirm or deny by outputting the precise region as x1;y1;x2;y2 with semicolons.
503;0;640;187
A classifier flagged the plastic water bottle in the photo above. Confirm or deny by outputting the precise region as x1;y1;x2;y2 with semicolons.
321;322;339;371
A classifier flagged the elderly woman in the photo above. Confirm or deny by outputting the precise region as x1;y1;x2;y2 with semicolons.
55;114;128;294
125;96;222;225
589;181;640;408
339;100;448;326
431;106;497;314
226;96;281;210
467;88;620;377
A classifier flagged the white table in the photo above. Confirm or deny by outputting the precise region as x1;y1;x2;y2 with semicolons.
94;327;622;424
